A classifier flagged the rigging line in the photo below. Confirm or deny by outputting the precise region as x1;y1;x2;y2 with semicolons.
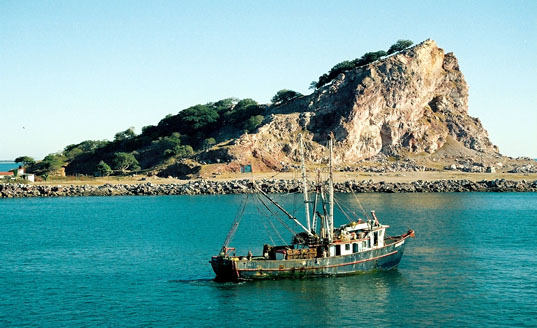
253;195;286;245
223;193;249;247
257;193;296;236
261;214;277;246
255;192;296;236
267;213;287;245
253;197;276;245
334;194;358;216
336;194;367;221
333;196;354;223
341;173;369;218
350;188;369;218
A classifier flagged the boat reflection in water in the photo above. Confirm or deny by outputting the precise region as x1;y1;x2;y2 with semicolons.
211;271;406;326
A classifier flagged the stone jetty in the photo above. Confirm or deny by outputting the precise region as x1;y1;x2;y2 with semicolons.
1;179;536;198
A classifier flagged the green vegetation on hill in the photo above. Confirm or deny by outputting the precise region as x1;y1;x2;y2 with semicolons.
20;39;413;179
271;89;303;106
14;156;35;166
312;39;413;89
24;97;270;177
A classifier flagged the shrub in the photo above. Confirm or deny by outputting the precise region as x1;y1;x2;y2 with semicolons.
112;152;140;172
203;138;216;150
95;160;112;176
164;145;194;158
387;40;413;55
313;40;412;89
114;127;136;142
14;156;35;166
271;89;303;105
244;115;264;132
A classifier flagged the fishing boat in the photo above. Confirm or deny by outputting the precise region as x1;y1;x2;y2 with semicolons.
210;135;414;281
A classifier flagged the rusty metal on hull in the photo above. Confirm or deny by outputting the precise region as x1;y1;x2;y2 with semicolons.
211;235;410;281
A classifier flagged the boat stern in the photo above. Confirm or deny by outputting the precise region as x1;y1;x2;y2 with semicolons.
210;255;240;282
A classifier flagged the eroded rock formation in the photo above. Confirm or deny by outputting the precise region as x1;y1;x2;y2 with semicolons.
204;40;499;170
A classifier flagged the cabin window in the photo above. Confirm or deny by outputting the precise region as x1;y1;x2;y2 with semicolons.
353;243;358;253
345;244;350;251
335;245;341;256
374;231;379;246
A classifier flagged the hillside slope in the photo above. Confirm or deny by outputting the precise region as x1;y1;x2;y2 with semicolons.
203;40;498;172
32;39;521;179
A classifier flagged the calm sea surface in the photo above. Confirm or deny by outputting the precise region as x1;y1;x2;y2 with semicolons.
1;193;536;327
0;162;19;171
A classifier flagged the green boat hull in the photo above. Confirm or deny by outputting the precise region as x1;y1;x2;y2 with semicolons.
211;238;408;281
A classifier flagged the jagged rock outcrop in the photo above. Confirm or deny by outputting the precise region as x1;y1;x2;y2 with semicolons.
212;40;498;169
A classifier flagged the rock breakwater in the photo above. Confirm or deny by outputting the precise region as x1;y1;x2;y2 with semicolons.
2;179;536;198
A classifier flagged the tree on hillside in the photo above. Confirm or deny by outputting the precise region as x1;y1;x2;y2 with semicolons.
25;153;66;175
63;140;109;158
95;160;112;177
14;156;35;166
112;152;140;172
271;89;303;105
114;127;136;142
203;137;216;150
387;39;413;55
212;98;238;113
179;105;220;132
314;51;388;89
314;41;417;89
156;133;182;150
164;145;194;158
244;115;264;132
223;98;262;126
41;154;67;172
352;51;387;67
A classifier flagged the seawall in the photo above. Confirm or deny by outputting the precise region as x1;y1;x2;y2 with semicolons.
1;179;537;198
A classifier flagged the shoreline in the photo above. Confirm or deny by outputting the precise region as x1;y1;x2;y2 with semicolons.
2;178;536;198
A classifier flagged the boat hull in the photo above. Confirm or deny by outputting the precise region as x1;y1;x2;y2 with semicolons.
211;238;408;281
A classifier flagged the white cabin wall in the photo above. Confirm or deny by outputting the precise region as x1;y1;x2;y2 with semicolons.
379;229;385;247
341;243;352;256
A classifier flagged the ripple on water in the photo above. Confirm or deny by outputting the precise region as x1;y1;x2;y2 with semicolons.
0;193;536;327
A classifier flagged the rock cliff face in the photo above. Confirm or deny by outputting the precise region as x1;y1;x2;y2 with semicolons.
206;40;498;170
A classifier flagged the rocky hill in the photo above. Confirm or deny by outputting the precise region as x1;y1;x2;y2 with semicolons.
198;40;499;174
26;39;535;180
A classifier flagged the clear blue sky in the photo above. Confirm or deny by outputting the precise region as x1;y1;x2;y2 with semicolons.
1;0;536;160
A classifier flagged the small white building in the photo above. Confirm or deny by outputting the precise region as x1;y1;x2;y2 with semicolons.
0;167;35;182
15;167;35;182
22;173;35;182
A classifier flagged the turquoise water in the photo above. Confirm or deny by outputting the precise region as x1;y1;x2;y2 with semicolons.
0;162;19;172
1;193;536;327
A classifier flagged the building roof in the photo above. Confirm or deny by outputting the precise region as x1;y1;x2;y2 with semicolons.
0;172;14;176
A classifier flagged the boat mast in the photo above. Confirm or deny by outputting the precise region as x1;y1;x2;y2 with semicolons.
319;181;328;240
328;134;334;242
299;135;311;232
311;169;320;234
